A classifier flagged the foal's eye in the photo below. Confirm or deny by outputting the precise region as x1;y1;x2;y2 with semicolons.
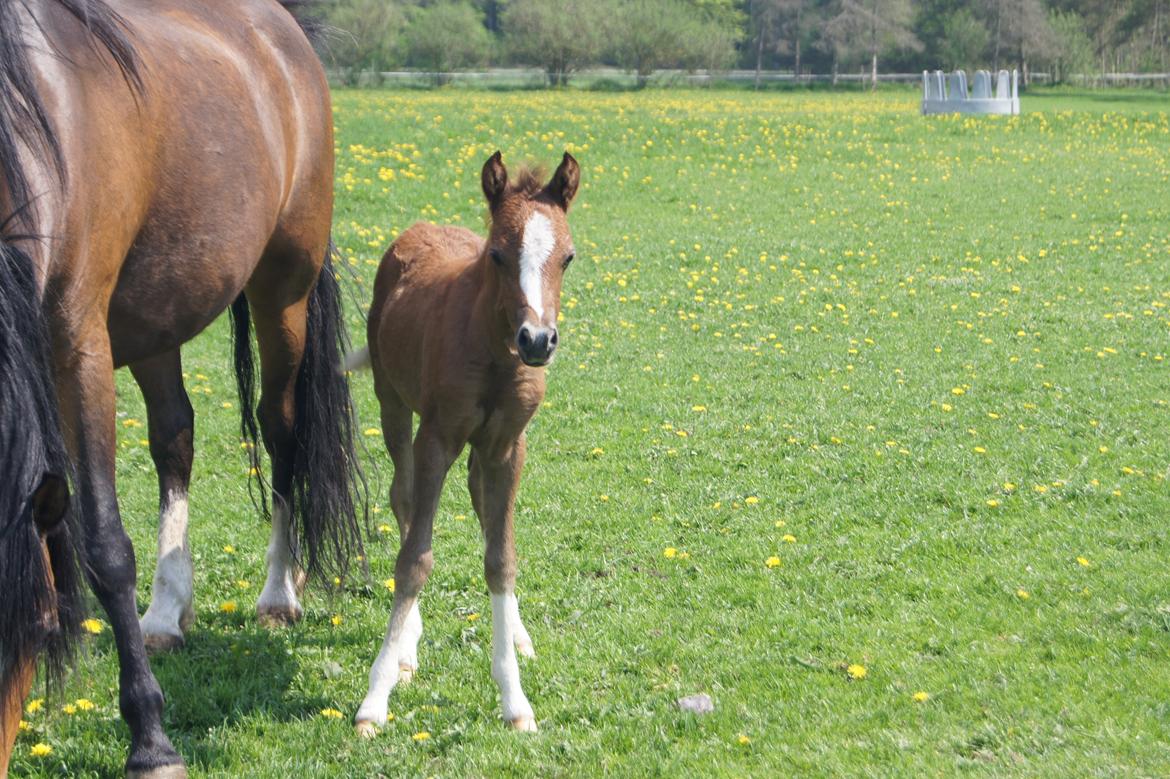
490;248;504;266
562;252;575;269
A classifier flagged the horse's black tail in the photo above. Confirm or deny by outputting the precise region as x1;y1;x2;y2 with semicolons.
231;246;367;581
0;243;83;690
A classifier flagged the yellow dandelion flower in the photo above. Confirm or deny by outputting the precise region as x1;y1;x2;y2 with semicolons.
75;699;95;712
745;496;759;505
320;708;344;719
912;691;930;702
383;578;396;592
692;405;707;412
220;601;237;613
61;703;76;715
951;387;965;396
1076;556;1091;567
782;534;796;543
223;545;236;554
330;615;343;626
1016;589;1030;600
378;523;392;534
973;446;986;454
986;499;1000;508
846;664;867;680
590;447;604;456
467;612;479;622
18;720;29;731
25;698;43;714
30;743;52;758
737;733;751;745
80;618;104;635
1003;482;1016;492
412;731;430;742
663;547;677;559
765;556;781;568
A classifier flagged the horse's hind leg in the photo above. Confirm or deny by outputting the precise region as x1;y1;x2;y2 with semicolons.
471;436;537;732
248;289;310;627
376;385;423;682
132;350;196;653
54;333;185;775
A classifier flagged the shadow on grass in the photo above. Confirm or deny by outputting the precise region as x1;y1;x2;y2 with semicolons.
148;624;323;768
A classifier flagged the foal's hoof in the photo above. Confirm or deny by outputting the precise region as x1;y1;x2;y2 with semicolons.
126;764;188;779
142;632;185;655
354;720;379;739
510;716;538;733
397;662;416;685
257;606;303;628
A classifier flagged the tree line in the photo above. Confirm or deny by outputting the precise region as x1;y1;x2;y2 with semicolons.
319;0;1170;87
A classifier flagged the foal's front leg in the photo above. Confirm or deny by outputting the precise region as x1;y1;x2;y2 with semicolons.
472;436;538;732
355;422;459;735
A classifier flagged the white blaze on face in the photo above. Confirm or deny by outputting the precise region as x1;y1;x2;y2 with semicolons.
519;211;555;321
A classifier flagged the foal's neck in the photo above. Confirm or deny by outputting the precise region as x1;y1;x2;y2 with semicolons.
470;248;518;369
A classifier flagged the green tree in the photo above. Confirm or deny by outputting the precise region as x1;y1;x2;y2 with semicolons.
940;7;990;69
502;0;605;86
822;0;921;88
607;0;739;87
403;1;492;85
324;0;405;85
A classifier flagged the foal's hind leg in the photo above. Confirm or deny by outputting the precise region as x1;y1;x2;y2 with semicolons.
132;350;196;653
377;386;423;682
471;436;537;732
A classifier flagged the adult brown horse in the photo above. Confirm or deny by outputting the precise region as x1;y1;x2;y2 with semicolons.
0;1;363;776
352;152;579;735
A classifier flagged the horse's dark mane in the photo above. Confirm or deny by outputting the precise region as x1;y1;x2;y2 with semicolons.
0;0;140;220
278;0;328;45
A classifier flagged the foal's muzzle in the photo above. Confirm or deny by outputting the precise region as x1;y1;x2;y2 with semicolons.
517;324;558;366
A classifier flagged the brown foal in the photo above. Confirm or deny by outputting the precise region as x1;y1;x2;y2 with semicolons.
354;151;580;734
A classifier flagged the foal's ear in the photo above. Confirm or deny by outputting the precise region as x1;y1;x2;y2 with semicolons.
545;152;580;211
481;151;508;207
31;473;69;533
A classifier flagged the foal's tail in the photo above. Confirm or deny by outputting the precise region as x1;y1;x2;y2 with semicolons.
231;246;367;580
0;243;83;689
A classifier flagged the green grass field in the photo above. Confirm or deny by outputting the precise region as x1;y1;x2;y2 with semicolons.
12;88;1170;777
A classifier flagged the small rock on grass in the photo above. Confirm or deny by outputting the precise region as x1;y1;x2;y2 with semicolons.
676;694;714;714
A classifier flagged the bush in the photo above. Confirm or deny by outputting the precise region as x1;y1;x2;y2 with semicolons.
403;1;492;85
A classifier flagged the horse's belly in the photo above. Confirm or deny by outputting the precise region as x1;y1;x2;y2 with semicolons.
106;247;255;367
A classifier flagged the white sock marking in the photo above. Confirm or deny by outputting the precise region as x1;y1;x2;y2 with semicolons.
257;502;301;615
519;211;554;319
140;492;193;638
357;595;416;725
491;592;534;723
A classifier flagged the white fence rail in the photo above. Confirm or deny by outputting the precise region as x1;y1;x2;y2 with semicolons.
326;66;1170;89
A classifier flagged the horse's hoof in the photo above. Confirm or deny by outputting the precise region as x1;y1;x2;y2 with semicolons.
397;662;416;685
126;764;188;779
515;640;536;659
142;633;185;655
354;720;379;739
257;606;302;628
510;716;538;733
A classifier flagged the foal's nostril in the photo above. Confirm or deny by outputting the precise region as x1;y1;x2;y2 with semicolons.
549;329;559;349
517;326;533;350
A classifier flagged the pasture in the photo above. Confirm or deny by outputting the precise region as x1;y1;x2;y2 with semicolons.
11;88;1170;776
